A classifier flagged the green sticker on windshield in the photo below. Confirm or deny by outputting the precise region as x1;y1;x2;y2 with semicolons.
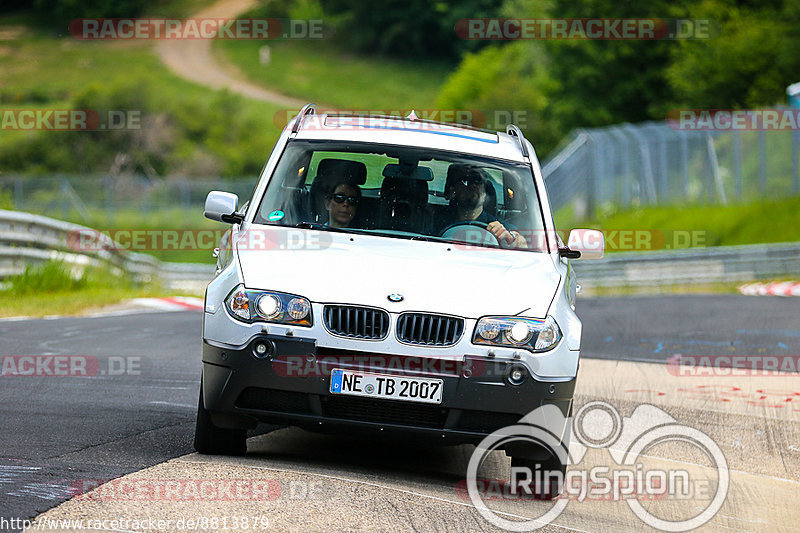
267;210;284;221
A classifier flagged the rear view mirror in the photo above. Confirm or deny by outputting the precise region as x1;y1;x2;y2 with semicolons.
204;191;243;224
559;229;604;260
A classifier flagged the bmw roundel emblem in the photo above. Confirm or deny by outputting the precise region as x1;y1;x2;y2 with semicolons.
387;293;404;302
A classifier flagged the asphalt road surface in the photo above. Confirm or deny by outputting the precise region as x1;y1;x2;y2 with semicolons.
1;295;798;532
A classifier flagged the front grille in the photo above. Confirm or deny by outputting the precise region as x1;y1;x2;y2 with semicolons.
322;395;447;428
324;305;389;339
397;313;464;346
235;388;311;414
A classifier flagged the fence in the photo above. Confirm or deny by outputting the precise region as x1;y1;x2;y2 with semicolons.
0;175;256;225
571;241;800;288
2;208;798;293
542;120;800;217
0;209;215;291
5;119;799;225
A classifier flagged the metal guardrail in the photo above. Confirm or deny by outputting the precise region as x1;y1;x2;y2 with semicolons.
0;209;215;290
1;209;797;291
572;242;800;287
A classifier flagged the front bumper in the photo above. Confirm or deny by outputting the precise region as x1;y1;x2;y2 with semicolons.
202;333;575;446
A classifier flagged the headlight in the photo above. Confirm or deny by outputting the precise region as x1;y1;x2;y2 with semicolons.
257;294;281;319
225;285;312;326
473;316;562;353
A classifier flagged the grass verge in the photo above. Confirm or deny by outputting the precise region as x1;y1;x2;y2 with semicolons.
0;260;180;317
0;17;285;175
215;39;452;110
556;196;800;252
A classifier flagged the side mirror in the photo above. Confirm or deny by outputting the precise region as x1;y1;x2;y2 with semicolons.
558;229;604;260
204;191;243;224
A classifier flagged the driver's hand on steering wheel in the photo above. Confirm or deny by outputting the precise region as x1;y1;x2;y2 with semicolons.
487;221;528;249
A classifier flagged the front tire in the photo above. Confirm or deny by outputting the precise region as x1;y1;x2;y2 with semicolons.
194;382;247;456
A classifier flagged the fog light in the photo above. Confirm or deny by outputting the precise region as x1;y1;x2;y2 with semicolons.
253;341;271;359
507;364;527;385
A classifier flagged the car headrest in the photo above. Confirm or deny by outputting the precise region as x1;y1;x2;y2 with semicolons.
315;159;367;186
382;164;434;181
380;176;428;206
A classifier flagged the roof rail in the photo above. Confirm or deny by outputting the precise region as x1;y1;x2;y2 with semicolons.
291;103;316;134
322;112;497;135
506;124;530;159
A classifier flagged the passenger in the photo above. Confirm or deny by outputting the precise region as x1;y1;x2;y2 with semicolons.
438;165;527;249
325;182;361;228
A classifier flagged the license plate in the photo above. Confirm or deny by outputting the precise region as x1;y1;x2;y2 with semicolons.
329;369;443;404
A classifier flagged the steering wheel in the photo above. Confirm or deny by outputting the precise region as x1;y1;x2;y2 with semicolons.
439;220;500;246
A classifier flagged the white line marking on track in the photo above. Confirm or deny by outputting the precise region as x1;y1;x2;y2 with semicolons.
148;401;195;409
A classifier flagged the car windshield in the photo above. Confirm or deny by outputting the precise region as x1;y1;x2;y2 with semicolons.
254;140;547;251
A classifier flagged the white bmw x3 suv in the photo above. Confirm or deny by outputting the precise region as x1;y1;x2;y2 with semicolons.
196;104;603;489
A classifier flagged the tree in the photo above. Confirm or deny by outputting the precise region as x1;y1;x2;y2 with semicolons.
666;0;800;109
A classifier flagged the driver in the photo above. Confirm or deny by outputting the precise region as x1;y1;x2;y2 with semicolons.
436;164;527;249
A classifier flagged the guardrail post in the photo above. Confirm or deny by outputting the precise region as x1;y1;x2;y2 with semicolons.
792;129;799;195
733;130;742;200
623;124;657;204
706;134;726;204
608;127;631;206
679;133;690;201
758;130;767;195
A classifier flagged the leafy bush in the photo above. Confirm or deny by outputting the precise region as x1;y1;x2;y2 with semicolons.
0;80;273;177
441;0;800;158
666;0;800;109
238;0;501;59
438;43;562;154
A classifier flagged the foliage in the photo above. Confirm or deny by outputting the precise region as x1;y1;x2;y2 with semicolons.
5;259;130;294
4;0;205;28
440;0;800;158
0;190;13;210
316;0;503;59
0;261;181;317
437;43;562;153
666;0;800;109
0;81;274;177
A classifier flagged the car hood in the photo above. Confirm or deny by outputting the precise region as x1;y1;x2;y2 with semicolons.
236;228;561;319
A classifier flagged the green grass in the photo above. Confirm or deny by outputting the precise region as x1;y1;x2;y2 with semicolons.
0;287;177;317
0;17;286;169
556;196;800;252
0;34;283;124
215;39;453;110
0;260;175;317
